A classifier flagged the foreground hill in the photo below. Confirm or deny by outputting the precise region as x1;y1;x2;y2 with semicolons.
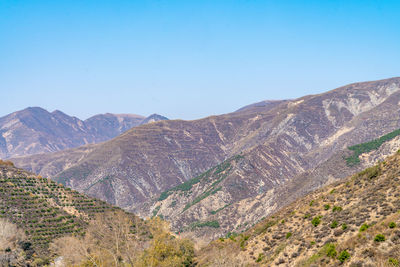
0;107;167;158
197;152;400;266
0;160;131;262
0;160;194;266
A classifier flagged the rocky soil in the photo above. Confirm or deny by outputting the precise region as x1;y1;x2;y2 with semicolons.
197;151;400;266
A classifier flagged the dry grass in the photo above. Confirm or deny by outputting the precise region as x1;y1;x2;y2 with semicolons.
197;153;400;266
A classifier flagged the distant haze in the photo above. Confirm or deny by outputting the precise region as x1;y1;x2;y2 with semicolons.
0;1;399;120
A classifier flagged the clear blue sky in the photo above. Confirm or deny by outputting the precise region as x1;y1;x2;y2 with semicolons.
0;0;399;120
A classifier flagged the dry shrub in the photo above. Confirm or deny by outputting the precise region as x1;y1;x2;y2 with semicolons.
0;160;14;167
52;210;143;266
196;240;247;267
0;218;25;250
0;218;27;266
51;211;195;267
135;216;194;267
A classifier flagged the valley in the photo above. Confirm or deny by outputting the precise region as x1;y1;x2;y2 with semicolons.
2;77;400;266
10;78;400;237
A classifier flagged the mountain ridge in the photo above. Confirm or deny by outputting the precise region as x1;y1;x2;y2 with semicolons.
152;128;400;243
0;107;168;159
9;78;400;243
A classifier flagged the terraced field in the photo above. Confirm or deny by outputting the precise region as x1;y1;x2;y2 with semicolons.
0;160;146;258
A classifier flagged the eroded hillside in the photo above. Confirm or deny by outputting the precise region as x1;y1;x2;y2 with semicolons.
0;107;167;158
11;78;400;232
197;152;400;266
143;127;400;243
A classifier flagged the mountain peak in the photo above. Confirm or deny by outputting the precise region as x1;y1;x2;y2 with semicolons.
140;114;169;125
0;108;165;158
18;106;49;116
236;99;288;113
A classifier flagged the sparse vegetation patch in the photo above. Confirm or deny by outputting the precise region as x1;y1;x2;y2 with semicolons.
188;220;220;230
337;250;350;263
311;216;322;227
374;234;385;242
346;128;400;166
359;223;369;232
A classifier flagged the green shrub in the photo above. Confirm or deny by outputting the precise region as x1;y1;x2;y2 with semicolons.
389;222;397;229
342;223;348;230
189;220;220;229
225;232;238;240
286;232;292;239
354;165;381;180
325;243;337;258
332;206;342;212
152;206;160;217
311;216;322;227
239;235;250;249
359;223;369;232
330;220;338;229
183;186;222;211
338;250;350;263
388;257;399;266
157;163;221;201
324;204;330;210
256;253;264;263
374;234;385;242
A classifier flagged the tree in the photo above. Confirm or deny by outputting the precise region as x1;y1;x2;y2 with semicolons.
52;212;195;266
52;210;143;266
135;217;194;267
0;218;27;266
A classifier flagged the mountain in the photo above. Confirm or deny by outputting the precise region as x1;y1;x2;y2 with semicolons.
10;78;400;236
85;113;168;139
197;151;400;266
83;112;145;140
140;113;169;125
0;107;168;158
149;127;400;242
235;99;288;113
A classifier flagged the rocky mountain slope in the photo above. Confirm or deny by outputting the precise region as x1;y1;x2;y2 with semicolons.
0;107;168;158
197;151;400;266
10;78;400;219
11;111;261;206
149;127;400;243
235;100;288;113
